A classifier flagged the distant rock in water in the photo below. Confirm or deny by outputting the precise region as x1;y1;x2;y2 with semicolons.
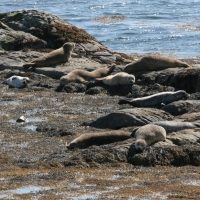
94;15;127;24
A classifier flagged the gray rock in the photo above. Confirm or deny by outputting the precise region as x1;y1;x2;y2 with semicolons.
139;67;200;93
163;100;200;116
0;27;46;51
89;108;173;129
127;144;200;166
175;112;200;123
167;129;200;145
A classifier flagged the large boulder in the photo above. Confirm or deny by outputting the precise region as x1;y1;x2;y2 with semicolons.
88;108;173;129
163;100;200;116
127;144;200;166
139;67;200;93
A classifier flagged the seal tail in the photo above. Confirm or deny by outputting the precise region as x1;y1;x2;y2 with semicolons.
118;97;133;105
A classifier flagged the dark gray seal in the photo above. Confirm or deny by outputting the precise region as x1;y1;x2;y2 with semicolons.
152;121;200;133
119;90;188;107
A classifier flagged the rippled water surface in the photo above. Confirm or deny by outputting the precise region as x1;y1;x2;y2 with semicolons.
0;0;200;57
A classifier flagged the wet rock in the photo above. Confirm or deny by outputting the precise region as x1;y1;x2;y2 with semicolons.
163;100;200;116
88;108;173;129
167;129;200;145
127;144;200;166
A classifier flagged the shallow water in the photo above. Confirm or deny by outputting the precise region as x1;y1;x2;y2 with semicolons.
1;0;200;58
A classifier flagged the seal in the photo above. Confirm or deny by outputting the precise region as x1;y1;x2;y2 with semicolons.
66;130;131;149
23;42;75;69
96;72;135;86
2;75;30;88
119;90;188;107
133;124;166;151
152;121;200;133
60;65;115;85
124;55;191;74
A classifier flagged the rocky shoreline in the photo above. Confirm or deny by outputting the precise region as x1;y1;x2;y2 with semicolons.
0;10;200;199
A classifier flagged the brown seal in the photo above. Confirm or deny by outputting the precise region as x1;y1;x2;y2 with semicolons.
60;65;115;85
133;124;166;151
124;55;191;74
66;130;131;149
23;42;75;69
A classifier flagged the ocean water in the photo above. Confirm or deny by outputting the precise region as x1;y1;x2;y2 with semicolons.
0;0;200;58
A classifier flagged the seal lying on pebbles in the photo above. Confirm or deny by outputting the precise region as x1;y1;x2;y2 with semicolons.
60;65;115;85
133;124;166;151
2;75;30;88
23;42;75;69
124;55;191;74
152;121;200;133
66;131;131;149
119;90;188;107
96;72;135;86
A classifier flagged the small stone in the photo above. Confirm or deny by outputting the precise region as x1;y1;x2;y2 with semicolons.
16;116;26;123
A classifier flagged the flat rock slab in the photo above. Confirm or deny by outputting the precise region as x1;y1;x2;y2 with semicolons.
163;100;200;116
167;129;200;145
89;108;173;129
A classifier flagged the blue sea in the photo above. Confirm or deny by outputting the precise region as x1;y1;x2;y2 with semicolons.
0;0;200;58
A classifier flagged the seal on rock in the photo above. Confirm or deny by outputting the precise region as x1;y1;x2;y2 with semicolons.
23;42;75;69
60;65;115;85
124;55;191;74
66;131;131;149
133;124;166;151
152;121;200;133
96;72;135;86
119;90;188;107
2;75;30;88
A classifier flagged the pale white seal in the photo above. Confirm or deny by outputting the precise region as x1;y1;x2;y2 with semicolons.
97;72;135;86
134;124;166;151
3;75;30;88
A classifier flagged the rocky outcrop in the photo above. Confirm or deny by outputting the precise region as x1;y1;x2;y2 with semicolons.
139;67;200;93
0;10;200;169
